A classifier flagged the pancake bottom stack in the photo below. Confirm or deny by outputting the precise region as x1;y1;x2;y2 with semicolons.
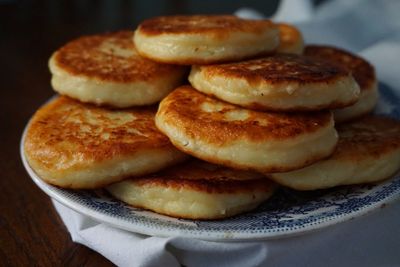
108;160;277;219
267;116;400;190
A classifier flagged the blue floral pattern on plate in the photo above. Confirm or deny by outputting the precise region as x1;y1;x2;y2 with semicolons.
21;83;400;240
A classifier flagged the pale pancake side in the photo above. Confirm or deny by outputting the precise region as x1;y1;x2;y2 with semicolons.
304;45;378;122
333;84;378;122
50;31;187;107
134;15;279;64
156;86;338;172
189;54;360;111
24;96;187;189
268;116;400;190
276;23;304;54
107;160;277;219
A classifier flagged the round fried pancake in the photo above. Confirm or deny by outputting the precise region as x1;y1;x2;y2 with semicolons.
49;31;186;108
156;86;338;172
305;45;378;122
189;54;360;111
276;23;304;54
24;96;188;189
268;116;400;190
133;15;279;65
107;160;277;220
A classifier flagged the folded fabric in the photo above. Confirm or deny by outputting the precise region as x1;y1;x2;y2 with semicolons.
53;199;400;267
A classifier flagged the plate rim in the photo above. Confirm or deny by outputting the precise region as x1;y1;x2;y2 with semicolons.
20;93;400;241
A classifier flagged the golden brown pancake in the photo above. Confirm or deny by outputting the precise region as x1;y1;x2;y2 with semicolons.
276;23;304;54
24;96;188;189
304;45;378;122
49;31;187;108
107;159;277;219
156;85;338;173
189;54;360;111
268;116;400;190
305;45;375;92
134;15;279;64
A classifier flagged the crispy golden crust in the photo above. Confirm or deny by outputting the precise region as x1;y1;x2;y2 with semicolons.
158;86;332;144
304;45;376;90
24;96;175;173
201;54;349;86
137;15;275;37
52;31;184;83
333;116;400;160
276;23;304;54
131;160;273;194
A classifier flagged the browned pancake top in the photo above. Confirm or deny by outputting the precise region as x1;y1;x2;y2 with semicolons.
158;86;332;145
333;116;400;161
277;23;303;50
137;15;275;37
53;31;184;83
199;54;349;86
131;160;275;194
304;45;376;90
25;96;173;170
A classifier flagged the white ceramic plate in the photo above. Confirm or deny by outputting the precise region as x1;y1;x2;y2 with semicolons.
21;83;400;241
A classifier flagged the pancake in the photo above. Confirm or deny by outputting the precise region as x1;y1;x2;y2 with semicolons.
268;116;400;190
107;160;277;219
133;15;279;65
276;23;304;54
24;96;188;189
305;45;378;122
189;54;360;111
49;31;187;108
155;85;338;173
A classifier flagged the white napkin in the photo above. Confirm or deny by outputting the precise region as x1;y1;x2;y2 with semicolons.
53;1;400;266
54;198;400;267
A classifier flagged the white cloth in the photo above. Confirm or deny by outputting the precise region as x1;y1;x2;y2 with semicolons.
53;1;400;266
54;199;400;267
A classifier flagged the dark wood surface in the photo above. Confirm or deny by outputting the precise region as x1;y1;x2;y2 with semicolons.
0;1;279;266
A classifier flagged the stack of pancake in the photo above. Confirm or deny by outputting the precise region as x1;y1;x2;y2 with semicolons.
24;15;400;220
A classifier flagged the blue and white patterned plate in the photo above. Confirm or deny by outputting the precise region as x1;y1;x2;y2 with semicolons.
21;83;400;241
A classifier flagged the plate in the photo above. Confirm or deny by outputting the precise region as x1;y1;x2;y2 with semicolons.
21;83;400;241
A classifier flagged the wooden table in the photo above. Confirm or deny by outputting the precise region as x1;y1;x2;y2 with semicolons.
0;2;118;266
0;1;278;265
